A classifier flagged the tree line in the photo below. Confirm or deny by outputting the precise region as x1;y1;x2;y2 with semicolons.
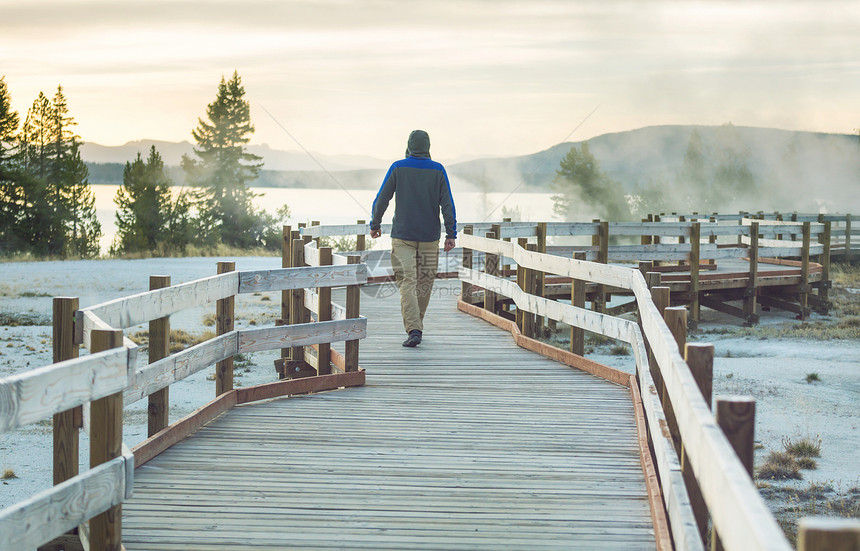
0;71;288;258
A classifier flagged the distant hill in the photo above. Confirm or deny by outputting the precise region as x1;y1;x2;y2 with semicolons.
82;126;860;213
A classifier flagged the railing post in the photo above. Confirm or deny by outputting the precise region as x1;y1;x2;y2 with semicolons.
797;518;860;551
461;225;474;303
596;221;609;313
216;261;235;396
648;277;668;395
684;343;715;545
516;237;528;332
52;297;80;487
712;395;756;551
356;219;366;252
317;246;333;375
536;222;548;334
288;237;310;377
819;218;831;306
641;217;651;246
89;328;124;551
522;244;537;338
571;252;586;356
345;255;361;372
845;213;852;263
148;275;170;436
744;221;759;326
662;306;686;451
484;230;499;315
800;221;811;319
708;215;717;266
276;225;292;378
689;222;701;330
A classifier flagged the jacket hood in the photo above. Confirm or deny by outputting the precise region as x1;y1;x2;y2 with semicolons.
405;129;431;158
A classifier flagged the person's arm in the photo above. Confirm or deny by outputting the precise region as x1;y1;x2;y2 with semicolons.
439;168;457;240
370;165;396;237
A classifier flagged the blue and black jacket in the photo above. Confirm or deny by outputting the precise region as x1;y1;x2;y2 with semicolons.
370;130;457;242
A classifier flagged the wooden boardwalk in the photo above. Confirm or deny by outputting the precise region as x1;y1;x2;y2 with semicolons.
122;281;655;550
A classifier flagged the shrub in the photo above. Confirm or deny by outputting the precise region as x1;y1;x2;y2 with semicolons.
783;436;822;458
757;451;802;480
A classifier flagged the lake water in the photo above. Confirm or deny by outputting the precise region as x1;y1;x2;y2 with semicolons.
93;185;556;252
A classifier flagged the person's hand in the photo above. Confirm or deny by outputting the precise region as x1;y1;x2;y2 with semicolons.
444;238;456;252
370;229;381;239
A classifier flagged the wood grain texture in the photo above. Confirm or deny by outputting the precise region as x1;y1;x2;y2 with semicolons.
237;318;367;354
123;281;655;551
81;272;239;331
797;518;860;551
148;276;170;437
0;349;128;434
53;297;81;486
0;455;129;551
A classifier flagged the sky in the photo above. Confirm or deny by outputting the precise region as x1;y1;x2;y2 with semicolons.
1;0;859;162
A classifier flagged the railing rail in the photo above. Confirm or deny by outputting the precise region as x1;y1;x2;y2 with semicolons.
0;247;368;551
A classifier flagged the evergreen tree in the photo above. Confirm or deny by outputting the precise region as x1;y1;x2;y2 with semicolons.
15;86;101;256
711;123;755;210
550;142;630;221
183;71;266;247
113;145;191;254
0;76;22;252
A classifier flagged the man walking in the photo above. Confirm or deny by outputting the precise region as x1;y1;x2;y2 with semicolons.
370;129;457;347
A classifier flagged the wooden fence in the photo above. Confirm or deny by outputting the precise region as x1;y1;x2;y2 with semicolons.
457;228;858;551
0;246;368;551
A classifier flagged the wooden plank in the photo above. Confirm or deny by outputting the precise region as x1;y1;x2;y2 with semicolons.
216;262;235;397
457;299;630;387
631;275;792;551
89;329;124;551
300;223;391;239
80;272;239;332
797;518;860;551
344;255;361;373
629;376;673;551
571;252;586;356
0;349;129;434
629;326;704;551
124;333;238;406
303;240;321;267
148;275;171;437
0;455;129;551
303;288;347;320
235;370;366;404
317;247;333;375
238;264;368;294
460;268;635;343
237;318;367;354
52;297;81;487
132;390;237;468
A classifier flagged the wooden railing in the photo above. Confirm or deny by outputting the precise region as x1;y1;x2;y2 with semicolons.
457;228;857;551
0;250;368;551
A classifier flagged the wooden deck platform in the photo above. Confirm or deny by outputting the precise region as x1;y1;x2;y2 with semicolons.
122;281;655;550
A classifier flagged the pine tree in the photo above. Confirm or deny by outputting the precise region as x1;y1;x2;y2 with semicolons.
183;71;265;247
113;145;188;254
550;142;630;221
0;76;22;252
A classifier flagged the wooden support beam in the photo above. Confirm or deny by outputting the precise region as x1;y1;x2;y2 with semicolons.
88;329;124;551
662;306;686;452
461;225;473;302
52;297;80;488
846;213;853;263
797;518;860;551
215;261;235;396
800;221;811;319
344;255;361;373
758;293;803;315
712;396;756;551
743;221;759;326
316;247;333;375
570;252;586;356
522;244;537;339
595;221;609;313
148;275;170;437
289;237;307;369
818;218;831;306
355;219;366;252
484;231;499;315
683;343;714;545
516;237;527;333
701;295;760;325
278;225;292;372
535;222;547;333
689;222;701;330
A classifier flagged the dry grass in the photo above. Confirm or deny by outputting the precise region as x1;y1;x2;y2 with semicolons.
757;451;802;480
765;484;860;546
609;344;630;356
129;329;217;353
2;468;17;480
783;435;822;458
0;312;51;326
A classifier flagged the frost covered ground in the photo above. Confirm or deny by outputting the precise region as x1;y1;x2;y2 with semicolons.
1;256;858;540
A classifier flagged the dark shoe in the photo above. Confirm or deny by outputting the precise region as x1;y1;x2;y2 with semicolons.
402;330;422;347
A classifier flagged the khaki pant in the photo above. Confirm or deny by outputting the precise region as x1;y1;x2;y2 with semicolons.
390;238;440;333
